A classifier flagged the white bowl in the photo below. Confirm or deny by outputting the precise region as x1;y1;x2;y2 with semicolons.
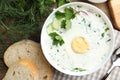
41;2;114;76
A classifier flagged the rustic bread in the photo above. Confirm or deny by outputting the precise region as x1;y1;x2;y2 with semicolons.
4;40;53;80
108;0;120;30
3;59;39;80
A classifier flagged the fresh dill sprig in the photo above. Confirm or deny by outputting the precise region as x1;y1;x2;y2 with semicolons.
0;0;71;58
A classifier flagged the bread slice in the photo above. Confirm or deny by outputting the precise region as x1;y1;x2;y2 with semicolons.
4;40;53;80
3;59;39;80
108;0;120;30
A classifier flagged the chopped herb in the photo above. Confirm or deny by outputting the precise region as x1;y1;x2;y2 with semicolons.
72;68;86;72
55;7;77;20
104;22;107;25
82;18;86;23
49;32;64;46
101;27;110;38
55;11;65;20
101;33;105;38
107;39;111;42
88;24;91;27
65;7;76;20
55;7;78;30
57;49;59;52
96;14;101;17
97;42;100;45
61;20;66;29
105;27;109;32
77;5;82;8
94;31;96;32
58;0;65;6
98;14;101;17
57;0;71;6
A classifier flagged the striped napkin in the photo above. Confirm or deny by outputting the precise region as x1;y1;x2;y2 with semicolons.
53;30;120;80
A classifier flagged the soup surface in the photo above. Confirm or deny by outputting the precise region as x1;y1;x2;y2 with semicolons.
42;4;112;74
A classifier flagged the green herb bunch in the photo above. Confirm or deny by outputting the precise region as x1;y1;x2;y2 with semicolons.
0;0;71;58
0;0;56;58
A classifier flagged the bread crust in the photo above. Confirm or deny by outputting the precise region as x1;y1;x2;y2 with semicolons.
108;0;120;30
3;59;39;80
17;59;39;80
4;39;53;80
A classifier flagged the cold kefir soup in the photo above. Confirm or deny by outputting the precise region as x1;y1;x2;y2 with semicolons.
41;3;113;75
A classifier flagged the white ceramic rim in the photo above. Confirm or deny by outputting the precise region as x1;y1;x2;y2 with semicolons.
41;2;115;76
88;0;108;3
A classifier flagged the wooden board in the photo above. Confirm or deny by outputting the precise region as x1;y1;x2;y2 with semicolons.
0;0;115;79
108;0;120;30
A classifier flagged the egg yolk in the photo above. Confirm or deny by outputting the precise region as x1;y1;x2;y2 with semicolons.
71;37;89;54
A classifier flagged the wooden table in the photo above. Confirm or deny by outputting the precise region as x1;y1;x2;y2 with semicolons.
0;0;113;79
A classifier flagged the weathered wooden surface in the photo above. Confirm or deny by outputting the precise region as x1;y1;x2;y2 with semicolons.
0;59;7;80
0;0;112;79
